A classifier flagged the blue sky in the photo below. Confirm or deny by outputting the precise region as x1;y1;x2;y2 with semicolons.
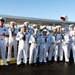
0;0;75;21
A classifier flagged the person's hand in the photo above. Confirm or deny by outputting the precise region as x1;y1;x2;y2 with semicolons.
56;43;58;45
20;37;24;40
6;42;9;47
63;42;67;46
73;42;75;45
12;33;16;36
62;39;64;42
1;32;5;36
70;34;73;37
34;45;37;48
48;47;50;51
44;41;46;44
52;42;55;44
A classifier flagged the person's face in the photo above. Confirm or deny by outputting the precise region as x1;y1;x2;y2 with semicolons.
53;29;57;33
11;23;15;28
43;31;47;35
0;20;4;27
62;30;65;34
43;27;46;30
57;27;61;32
26;29;28;32
33;26;37;29
26;23;29;27
21;26;26;32
70;26;74;31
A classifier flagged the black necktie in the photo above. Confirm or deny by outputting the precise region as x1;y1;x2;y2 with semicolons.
12;29;15;35
34;35;37;43
62;34;65;40
53;34;57;41
44;36;47;43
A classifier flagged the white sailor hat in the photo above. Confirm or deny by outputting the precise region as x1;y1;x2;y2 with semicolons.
21;24;26;27
56;25;61;28
69;24;74;27
43;29;47;32
61;28;65;31
24;21;29;25
42;26;46;29
52;27;57;30
10;21;16;24
33;24;37;27
0;17;6;22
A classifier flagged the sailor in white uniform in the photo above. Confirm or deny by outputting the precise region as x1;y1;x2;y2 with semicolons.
29;28;39;65
48;27;58;61
71;31;75;62
61;28;69;62
39;29;49;63
7;21;18;62
0;17;9;66
68;24;75;59
56;25;62;61
68;24;75;62
24;21;33;35
16;25;28;65
25;28;30;59
41;26;50;35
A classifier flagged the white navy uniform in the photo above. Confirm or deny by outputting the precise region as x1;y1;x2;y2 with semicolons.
16;31;28;65
39;35;49;63
61;33;69;62
27;27;33;35
29;34;39;64
25;32;30;59
69;32;75;62
68;30;75;58
56;32;62;61
48;33;58;61
7;28;18;61
0;26;9;65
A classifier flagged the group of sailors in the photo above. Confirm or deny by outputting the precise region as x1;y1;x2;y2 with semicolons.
0;17;75;66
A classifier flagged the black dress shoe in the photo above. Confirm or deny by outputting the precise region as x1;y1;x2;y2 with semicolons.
40;62;42;64
34;63;37;66
17;64;21;66
7;61;10;64
44;62;47;64
25;63;27;65
29;64;32;66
